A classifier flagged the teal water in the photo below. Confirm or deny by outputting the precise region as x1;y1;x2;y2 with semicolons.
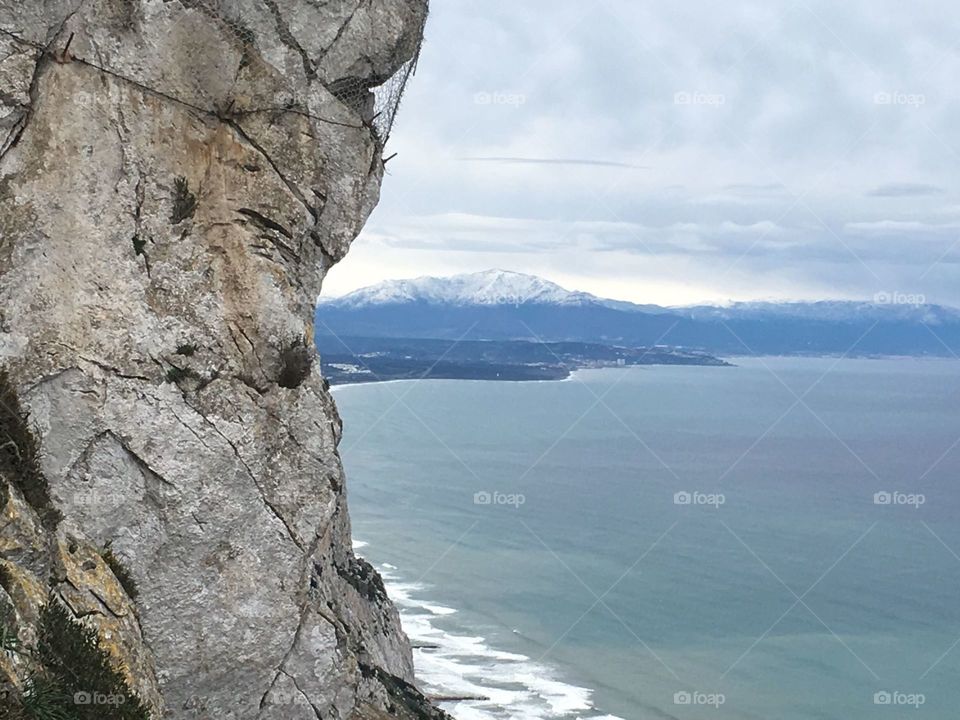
334;358;960;720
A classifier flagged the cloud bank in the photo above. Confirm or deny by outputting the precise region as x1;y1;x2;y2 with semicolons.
322;0;960;308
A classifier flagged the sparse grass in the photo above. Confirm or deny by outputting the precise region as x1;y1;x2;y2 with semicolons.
0;368;61;529
32;595;150;720
170;177;197;225
18;676;69;720
100;547;138;601
164;366;198;384
1;609;20;657
0;595;150;719
277;341;314;389
0;563;12;594
0;697;31;720
174;343;197;357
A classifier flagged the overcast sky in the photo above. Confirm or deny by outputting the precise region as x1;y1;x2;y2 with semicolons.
321;0;960;307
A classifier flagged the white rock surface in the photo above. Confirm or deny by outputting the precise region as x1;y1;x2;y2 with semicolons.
0;1;445;718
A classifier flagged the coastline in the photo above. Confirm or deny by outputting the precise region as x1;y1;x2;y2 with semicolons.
326;359;734;391
329;372;581;393
337;359;960;719
352;540;624;720
318;336;730;387
328;353;957;391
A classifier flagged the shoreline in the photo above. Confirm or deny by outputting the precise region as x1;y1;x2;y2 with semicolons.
352;539;623;720
329;373;580;392
327;353;960;391
327;362;733;391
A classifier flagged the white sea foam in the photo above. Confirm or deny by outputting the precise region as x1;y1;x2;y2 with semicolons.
366;560;624;720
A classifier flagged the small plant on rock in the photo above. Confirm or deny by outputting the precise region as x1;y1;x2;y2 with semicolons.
165;366;198;384
100;546;138;601
0;368;62;529
1;610;20;658
0;595;150;720
277;340;314;389
170;176;197;225
33;594;150;720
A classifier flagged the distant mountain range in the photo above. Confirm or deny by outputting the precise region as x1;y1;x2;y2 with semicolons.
316;270;960;357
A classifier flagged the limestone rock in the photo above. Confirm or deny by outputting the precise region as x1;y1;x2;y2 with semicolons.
0;1;441;718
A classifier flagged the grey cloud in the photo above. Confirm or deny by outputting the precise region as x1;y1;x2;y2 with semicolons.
359;0;960;307
460;156;647;169
844;220;960;234
722;183;788;193
866;183;946;197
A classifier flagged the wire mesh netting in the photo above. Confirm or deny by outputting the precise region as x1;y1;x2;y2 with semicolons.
373;52;421;143
0;0;425;148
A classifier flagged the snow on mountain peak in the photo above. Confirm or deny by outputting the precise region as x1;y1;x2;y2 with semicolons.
321;270;600;307
321;270;960;321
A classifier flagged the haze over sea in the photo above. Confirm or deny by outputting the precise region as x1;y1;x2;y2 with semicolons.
335;358;960;720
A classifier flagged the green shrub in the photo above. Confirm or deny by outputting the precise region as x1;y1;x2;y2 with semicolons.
18;676;70;720
174;343;197;357
164;366;197;384
0;608;20;657
100;548;138;601
169;177;197;224
0;595;151;719
0;369;61;529
33;595;150;720
277;341;313;389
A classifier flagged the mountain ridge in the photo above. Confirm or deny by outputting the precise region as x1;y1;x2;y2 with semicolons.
321;270;960;322
319;269;602;308
316;271;960;357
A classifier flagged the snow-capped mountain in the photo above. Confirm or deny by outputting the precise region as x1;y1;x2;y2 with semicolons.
316;270;960;357
319;269;602;308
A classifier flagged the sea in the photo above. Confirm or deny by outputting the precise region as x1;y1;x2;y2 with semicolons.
333;357;960;720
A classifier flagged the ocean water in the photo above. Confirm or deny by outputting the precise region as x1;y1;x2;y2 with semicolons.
333;358;960;720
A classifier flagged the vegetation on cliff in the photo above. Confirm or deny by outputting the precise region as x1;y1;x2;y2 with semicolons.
0;595;149;720
0;370;61;529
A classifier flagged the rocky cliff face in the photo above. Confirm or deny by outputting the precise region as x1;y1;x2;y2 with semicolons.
0;1;442;718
